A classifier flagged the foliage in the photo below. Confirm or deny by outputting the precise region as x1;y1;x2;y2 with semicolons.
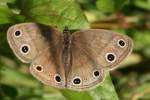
0;0;150;100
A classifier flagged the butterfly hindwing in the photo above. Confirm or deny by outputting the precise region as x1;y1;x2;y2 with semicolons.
30;47;66;88
66;35;105;91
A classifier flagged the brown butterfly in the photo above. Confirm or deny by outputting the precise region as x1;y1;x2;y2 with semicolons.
7;23;133;91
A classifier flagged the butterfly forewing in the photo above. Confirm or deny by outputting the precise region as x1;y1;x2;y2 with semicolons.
71;29;133;70
7;23;61;63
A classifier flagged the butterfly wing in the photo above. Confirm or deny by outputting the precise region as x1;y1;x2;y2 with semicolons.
7;23;61;63
66;29;133;90
7;23;66;88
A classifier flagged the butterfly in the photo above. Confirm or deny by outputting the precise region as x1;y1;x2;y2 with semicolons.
7;23;133;91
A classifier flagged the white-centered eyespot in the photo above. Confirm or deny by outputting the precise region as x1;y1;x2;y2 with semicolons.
72;76;82;85
54;74;61;83
20;44;30;55
105;53;116;63
14;30;22;38
117;39;126;48
35;65;43;72
93;70;100;78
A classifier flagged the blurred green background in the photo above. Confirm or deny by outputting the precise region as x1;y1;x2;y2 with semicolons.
0;0;150;100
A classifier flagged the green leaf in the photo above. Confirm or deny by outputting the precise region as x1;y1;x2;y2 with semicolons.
96;0;115;13
89;72;119;100
61;90;93;100
133;30;150;57
11;0;89;29
0;6;23;24
0;84;18;99
0;0;24;24
133;0;150;11
0;66;39;87
0;0;15;7
96;0;129;14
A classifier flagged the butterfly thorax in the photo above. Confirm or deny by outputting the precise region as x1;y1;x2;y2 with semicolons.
62;27;72;77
